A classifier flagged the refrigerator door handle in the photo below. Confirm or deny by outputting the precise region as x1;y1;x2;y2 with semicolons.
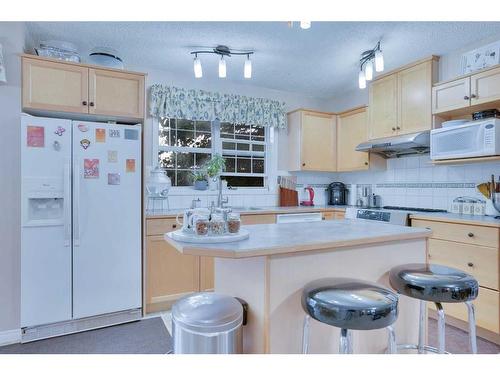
63;160;71;247
73;158;81;247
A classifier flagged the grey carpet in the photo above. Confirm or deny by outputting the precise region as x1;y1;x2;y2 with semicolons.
0;317;172;354
427;318;499;354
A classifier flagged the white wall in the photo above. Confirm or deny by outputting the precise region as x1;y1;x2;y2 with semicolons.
0;22;24;332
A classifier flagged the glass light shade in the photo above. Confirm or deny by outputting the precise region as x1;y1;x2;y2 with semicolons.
193;57;202;78
358;70;366;89
244;58;252;79
364;60;373;81
375;49;384;72
300;21;311;29
218;58;227;78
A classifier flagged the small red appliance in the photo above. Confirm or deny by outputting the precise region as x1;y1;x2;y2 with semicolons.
300;186;315;206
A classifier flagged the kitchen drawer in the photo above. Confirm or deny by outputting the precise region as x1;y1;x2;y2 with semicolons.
334;212;345;220
428;239;499;290
241;214;276;225
146;218;179;236
412;219;499;248
429;287;499;334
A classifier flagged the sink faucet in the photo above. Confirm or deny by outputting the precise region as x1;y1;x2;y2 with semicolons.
217;177;229;208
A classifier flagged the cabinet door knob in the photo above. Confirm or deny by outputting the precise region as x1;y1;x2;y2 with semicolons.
470;94;477;99
464;95;470;100
172;224;177;229
396;126;401;130
467;262;474;267
82;101;87;106
89;102;95;107
392;127;396;131
467;232;474;237
364;162;369;166
302;163;306;167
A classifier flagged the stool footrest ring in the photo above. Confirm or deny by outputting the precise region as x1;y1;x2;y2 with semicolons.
396;343;450;354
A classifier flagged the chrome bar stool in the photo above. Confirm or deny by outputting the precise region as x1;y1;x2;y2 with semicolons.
389;263;479;354
301;278;399;354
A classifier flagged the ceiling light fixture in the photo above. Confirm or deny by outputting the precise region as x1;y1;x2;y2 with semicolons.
300;21;311;29
358;41;384;89
193;54;202;78
190;45;254;79
244;54;252;79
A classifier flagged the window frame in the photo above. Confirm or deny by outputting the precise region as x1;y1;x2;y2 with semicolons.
153;118;271;190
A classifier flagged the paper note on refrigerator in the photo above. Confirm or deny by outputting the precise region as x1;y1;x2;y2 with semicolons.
27;126;45;147
109;129;120;138
124;129;138;140
84;159;99;179
95;128;106;143
108;173;120;185
108;150;118;163
126;159;136;173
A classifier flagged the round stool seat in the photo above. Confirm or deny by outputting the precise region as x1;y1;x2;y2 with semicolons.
389;263;479;303
301;278;398;330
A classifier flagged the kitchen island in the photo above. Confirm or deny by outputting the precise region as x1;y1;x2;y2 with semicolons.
165;219;431;354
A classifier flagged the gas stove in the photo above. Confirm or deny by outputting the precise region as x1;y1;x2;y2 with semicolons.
345;206;447;226
382;206;447;213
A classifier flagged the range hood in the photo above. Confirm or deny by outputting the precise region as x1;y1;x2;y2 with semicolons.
355;131;430;158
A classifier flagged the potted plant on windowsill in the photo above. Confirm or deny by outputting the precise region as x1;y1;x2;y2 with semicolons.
205;154;226;191
191;169;208;191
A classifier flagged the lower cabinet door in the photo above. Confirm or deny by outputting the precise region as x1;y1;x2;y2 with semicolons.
146;235;200;313
200;256;215;291
428;287;499;334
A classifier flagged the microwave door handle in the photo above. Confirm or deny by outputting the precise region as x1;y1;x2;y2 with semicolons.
63;160;71;247
73;158;80;247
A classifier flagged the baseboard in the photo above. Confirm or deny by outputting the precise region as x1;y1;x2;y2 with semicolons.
0;329;22;346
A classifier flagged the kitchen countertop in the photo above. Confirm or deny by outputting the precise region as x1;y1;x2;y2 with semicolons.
409;212;500;228
164;219;431;258
146;205;348;219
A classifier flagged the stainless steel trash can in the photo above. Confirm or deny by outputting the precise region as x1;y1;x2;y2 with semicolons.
172;292;244;354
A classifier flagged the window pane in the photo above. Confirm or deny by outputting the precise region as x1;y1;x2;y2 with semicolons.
159;127;170;146
196;121;211;132
222;141;236;150
252;144;265;152
176;171;192;186
176;152;194;169
158;151;175;169
220;122;234;138
177;119;195;130
237;157;251;173
251;125;265;140
236;143;250;151
193;132;212;148
176;130;195;147
165;170;175;185
224;176;264;187
195;153;210;168
224;157;235;172
252;157;265;174
235;124;251;140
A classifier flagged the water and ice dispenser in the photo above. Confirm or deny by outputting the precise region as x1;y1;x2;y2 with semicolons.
22;178;65;227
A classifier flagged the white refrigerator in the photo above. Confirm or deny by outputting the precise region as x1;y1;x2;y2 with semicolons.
21;114;142;333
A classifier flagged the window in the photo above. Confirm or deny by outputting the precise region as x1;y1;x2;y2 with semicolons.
157;118;267;187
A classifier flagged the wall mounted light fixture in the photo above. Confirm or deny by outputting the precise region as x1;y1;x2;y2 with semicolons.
190;45;254;79
358;41;384;89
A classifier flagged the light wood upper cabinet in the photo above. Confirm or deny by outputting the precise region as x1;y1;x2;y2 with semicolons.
337;107;369;171
22;55;145;121
432;77;470;114
89;68;145;119
369;74;398;139
23;57;89;113
470;65;500;106
398;61;433;134
287;110;336;172
369;57;438;139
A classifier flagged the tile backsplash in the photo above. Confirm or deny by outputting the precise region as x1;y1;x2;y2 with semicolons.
334;155;500;210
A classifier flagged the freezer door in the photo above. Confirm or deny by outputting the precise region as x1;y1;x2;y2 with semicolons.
20;114;73;327
72;120;142;319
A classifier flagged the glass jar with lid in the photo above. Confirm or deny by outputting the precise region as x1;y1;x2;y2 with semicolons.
193;214;209;236
209;214;226;235
227;212;241;234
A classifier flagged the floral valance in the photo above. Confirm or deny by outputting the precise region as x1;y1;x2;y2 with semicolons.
149;84;287;129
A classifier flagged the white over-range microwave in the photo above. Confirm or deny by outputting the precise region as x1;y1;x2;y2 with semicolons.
430;118;500;160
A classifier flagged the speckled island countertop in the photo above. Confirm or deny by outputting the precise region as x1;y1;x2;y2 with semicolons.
164;219;431;258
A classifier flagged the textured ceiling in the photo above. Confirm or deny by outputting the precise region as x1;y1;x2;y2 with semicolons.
26;21;500;99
